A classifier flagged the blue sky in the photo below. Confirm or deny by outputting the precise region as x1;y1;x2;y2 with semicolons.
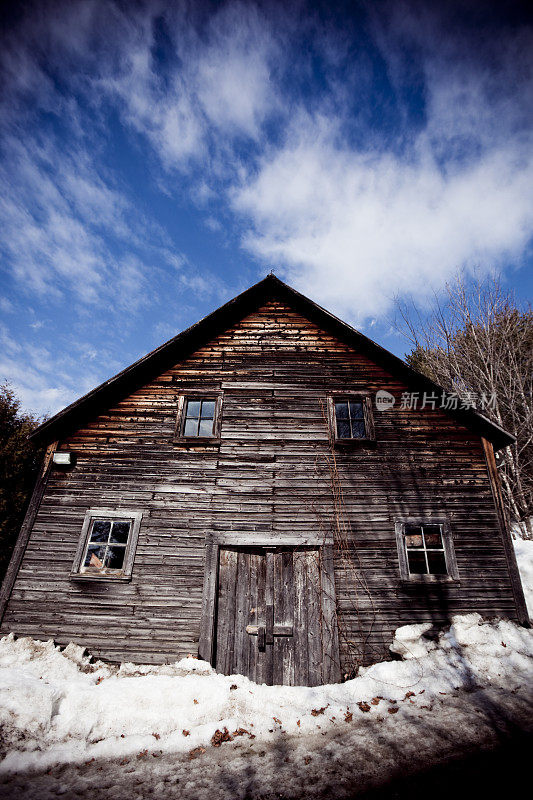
1;0;532;418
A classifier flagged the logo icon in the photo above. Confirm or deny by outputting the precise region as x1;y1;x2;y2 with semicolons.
375;390;395;411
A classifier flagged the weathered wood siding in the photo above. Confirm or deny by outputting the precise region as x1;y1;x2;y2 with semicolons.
0;301;521;670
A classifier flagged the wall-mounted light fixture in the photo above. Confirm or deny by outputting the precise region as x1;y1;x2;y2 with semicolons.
52;451;76;468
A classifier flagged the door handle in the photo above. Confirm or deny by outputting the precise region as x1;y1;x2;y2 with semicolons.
246;625;293;636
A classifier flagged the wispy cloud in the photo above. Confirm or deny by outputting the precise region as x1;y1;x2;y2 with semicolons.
0;124;163;306
93;2;281;171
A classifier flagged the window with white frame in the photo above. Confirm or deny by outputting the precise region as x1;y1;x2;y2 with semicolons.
395;520;459;581
174;393;223;442
71;509;142;580
182;398;216;437
327;394;375;443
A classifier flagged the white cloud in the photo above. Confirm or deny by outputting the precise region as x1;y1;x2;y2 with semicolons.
233;128;533;319
0;127;191;312
0;334;76;418
94;2;280;172
0;298;15;314
195;2;279;138
231;8;533;321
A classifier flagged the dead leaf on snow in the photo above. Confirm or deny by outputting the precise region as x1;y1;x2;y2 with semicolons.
232;728;252;738
211;727;233;747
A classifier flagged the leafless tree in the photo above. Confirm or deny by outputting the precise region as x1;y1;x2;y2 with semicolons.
394;274;533;539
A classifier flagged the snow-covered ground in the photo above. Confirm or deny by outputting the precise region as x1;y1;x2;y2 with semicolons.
1;612;532;799
0;542;531;799
513;535;533;619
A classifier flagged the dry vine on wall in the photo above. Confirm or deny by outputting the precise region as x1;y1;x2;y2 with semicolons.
310;400;381;677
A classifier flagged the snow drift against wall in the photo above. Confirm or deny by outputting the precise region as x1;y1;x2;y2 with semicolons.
513;535;533;620
0;612;531;799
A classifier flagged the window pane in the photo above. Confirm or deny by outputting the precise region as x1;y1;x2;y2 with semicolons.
407;550;427;574
110;521;130;544
424;532;443;548
424;525;442;535
105;546;126;570
184;418;199;436
84;544;106;569
336;419;351;438
90;521;111;542
349;401;364;419
427;551;447;575
405;534;424;548
335;402;349;419
199;418;214;437
186;400;201;418
201;400;215;419
405;525;422;537
351;420;366;438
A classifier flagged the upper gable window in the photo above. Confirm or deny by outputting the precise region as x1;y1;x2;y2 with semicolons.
175;393;223;443
183;399;216;437
327;394;375;444
71;510;142;581
335;399;366;439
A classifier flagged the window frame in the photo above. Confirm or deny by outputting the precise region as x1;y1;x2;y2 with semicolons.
327;393;375;445
70;509;143;582
395;518;459;583
174;391;223;444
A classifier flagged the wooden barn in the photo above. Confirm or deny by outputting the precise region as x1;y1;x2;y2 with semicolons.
0;276;528;685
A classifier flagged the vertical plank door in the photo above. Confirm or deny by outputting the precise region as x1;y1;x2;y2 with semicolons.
214;545;339;686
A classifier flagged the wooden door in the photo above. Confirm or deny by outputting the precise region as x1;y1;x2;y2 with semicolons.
214;546;339;686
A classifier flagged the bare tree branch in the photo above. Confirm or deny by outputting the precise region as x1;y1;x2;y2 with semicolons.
394;273;533;539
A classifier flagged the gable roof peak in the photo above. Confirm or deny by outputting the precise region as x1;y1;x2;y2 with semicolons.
30;275;514;451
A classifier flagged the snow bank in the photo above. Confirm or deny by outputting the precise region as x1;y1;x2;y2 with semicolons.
514;535;533;619
0;613;531;779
